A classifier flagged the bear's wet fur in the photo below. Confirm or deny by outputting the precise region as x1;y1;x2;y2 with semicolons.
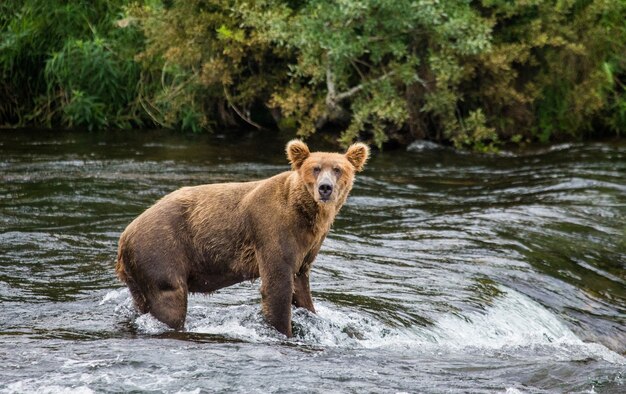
115;140;369;336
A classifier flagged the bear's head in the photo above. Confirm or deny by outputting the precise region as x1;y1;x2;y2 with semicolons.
286;139;369;205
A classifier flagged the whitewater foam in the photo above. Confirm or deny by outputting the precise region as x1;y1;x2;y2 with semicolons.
430;287;624;363
105;286;624;364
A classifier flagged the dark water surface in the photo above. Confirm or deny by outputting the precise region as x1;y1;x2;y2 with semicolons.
1;130;624;393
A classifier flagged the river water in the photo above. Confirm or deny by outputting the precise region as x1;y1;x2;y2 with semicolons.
0;130;624;393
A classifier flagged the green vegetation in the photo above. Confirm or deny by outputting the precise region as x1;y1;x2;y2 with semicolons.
1;0;625;150
0;0;145;129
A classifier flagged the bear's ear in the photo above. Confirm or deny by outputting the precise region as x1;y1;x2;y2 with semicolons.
286;139;310;170
345;142;370;172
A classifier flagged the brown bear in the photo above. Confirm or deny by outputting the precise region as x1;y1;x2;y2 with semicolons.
115;139;369;337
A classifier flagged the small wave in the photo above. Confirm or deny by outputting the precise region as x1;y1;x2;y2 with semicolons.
1;368;178;394
108;286;624;364
142;143;188;149
549;143;578;152
134;314;174;334
62;356;123;370
187;301;428;348
101;288;137;319
430;287;625;364
406;140;446;152
99;288;128;305
188;307;274;342
499;142;582;157
433;288;577;350
2;382;94;394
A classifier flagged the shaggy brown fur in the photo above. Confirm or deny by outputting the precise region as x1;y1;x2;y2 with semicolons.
115;140;369;336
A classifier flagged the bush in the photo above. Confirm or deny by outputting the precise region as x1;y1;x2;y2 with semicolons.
45;36;142;129
2;0;625;150
130;0;290;132
0;0;146;128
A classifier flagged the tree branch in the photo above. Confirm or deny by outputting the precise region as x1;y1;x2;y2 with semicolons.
328;70;397;106
223;85;264;130
325;66;337;108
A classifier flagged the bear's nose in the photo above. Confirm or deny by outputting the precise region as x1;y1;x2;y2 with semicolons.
318;183;333;200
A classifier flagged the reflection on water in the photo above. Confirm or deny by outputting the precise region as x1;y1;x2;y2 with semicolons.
0;130;624;393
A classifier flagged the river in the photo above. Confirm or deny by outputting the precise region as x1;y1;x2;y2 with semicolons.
1;130;624;393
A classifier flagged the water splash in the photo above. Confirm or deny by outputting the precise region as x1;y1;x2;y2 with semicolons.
104;286;624;365
2;383;94;394
430;288;625;363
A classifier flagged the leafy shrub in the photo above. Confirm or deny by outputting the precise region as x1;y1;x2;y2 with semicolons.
0;0;145;129
44;36;141;129
2;0;625;150
62;90;108;130
130;0;289;132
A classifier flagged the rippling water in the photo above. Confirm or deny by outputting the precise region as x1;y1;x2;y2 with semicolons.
1;130;624;393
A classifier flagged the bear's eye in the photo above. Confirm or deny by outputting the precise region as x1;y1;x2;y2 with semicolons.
333;167;341;175
313;166;321;175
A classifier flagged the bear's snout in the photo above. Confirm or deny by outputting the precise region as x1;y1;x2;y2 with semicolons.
318;182;333;201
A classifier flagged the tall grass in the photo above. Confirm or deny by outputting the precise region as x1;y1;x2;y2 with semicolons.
0;0;146;128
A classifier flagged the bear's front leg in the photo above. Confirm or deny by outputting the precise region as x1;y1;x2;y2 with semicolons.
293;272;315;313
259;261;294;337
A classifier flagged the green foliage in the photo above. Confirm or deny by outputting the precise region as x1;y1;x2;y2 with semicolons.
44;36;142;129
130;0;289;132
62;90;108;131
245;0;626;149
442;109;494;152
0;0;145;128
471;0;626;145
1;0;625;150
247;0;494;148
